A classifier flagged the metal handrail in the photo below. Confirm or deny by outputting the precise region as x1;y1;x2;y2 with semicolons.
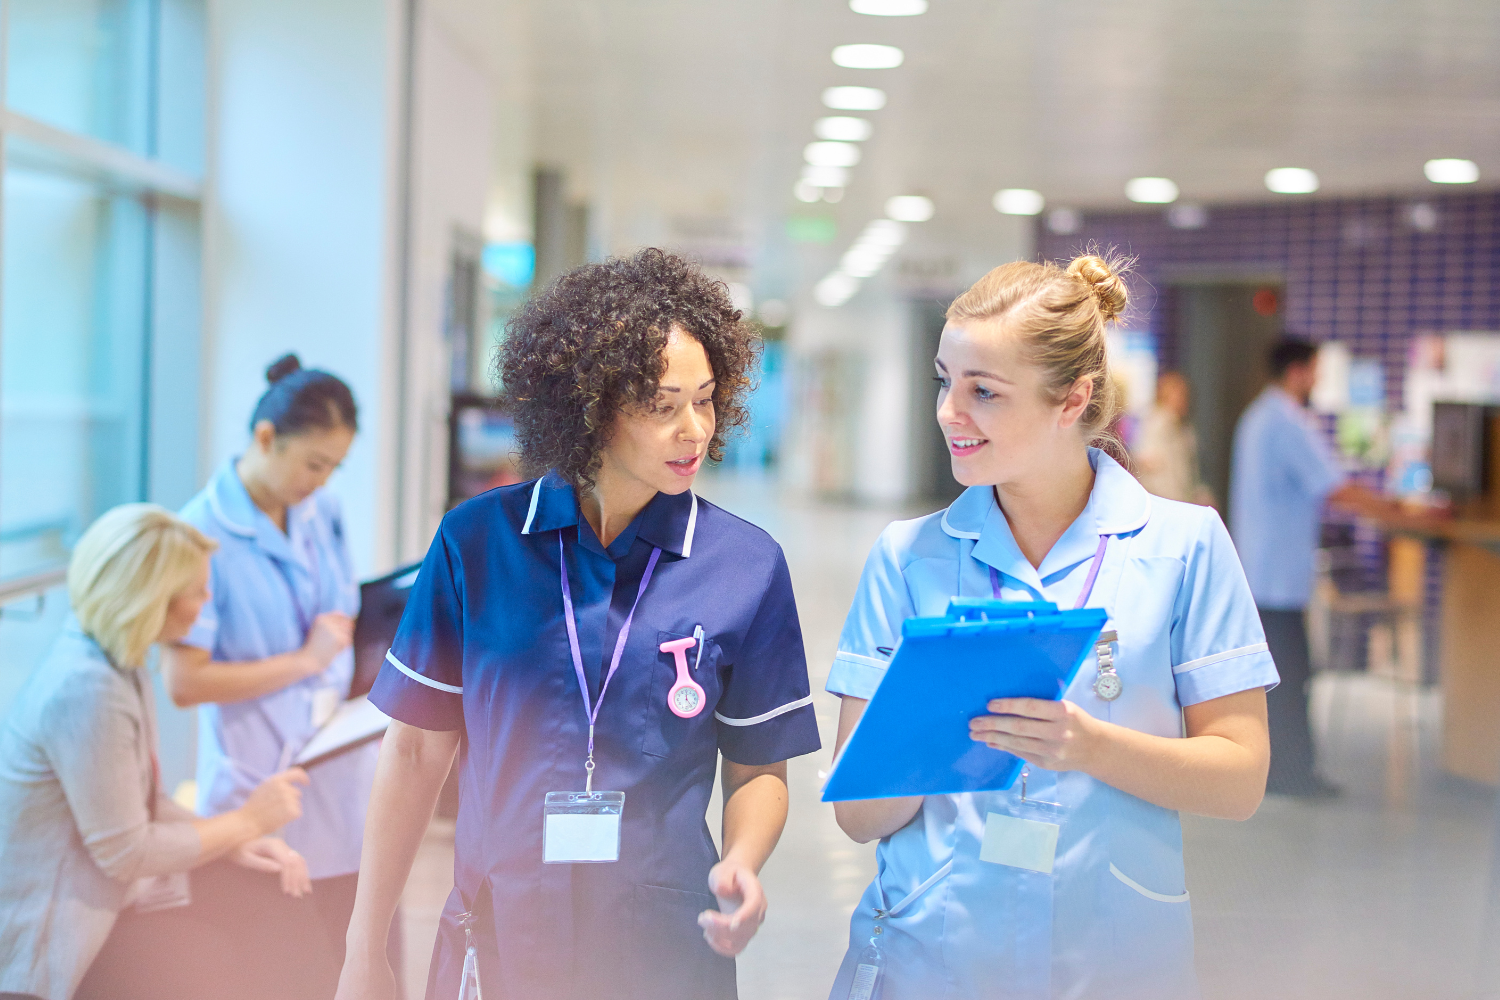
0;566;68;606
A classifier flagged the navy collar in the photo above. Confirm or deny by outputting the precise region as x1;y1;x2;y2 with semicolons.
520;470;700;558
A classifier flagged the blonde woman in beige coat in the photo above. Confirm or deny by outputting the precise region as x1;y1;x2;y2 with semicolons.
0;505;334;1000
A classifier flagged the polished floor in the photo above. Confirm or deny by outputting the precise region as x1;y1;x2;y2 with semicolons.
399;476;1500;999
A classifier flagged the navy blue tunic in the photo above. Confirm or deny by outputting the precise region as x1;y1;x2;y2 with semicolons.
370;472;822;1000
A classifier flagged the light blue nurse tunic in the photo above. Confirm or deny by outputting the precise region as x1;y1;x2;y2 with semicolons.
826;449;1278;1000
179;458;376;880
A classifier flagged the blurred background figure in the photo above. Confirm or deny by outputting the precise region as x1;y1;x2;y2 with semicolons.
1230;339;1391;798
162;355;388;974
2;2;1500;998
1133;371;1213;505
0;505;335;1000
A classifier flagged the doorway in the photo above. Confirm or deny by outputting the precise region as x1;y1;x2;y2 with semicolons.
1171;281;1284;522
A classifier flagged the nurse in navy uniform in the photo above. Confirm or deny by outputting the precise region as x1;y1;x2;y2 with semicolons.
335;248;822;1000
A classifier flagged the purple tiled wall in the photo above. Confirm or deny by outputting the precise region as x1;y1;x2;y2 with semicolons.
1036;188;1500;407
1036;189;1500;677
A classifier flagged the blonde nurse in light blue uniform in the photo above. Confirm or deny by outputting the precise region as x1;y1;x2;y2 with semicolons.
165;354;377;959
827;255;1277;1000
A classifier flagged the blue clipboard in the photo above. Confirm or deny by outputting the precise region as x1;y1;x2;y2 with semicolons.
821;600;1106;802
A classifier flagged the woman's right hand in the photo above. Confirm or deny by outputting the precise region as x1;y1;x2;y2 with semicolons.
334;949;399;1000
302;611;355;674
242;767;309;834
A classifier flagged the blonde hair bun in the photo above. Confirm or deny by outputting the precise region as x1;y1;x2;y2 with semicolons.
1066;254;1129;324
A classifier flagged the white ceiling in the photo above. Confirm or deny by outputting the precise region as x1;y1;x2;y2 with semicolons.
518;0;1500;295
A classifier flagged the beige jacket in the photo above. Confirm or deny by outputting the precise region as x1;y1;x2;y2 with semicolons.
0;621;200;1000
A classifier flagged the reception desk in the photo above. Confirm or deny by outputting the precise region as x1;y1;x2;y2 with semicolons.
1373;513;1500;786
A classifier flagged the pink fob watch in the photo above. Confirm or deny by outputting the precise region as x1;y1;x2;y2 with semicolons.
658;636;707;719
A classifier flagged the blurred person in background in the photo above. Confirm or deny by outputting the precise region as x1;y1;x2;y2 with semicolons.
1134;371;1213;505
827;256;1273;1000
1230;337;1390;798
162;354;384;966
0;504;336;1000
337;249;820;1000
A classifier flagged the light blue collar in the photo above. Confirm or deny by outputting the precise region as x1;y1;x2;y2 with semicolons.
205;457;316;568
941;448;1151;593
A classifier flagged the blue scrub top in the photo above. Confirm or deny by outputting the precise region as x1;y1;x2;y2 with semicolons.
370;472;821;1000
1229;386;1346;609
825;451;1278;1000
179;458;375;880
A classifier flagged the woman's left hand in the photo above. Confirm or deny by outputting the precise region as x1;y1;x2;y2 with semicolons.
697;859;767;957
232;837;313;898
969;698;1102;771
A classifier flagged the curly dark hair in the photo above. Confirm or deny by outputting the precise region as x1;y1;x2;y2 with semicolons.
495;248;760;492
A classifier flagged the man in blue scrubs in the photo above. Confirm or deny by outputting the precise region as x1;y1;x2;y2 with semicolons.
1230;337;1386;797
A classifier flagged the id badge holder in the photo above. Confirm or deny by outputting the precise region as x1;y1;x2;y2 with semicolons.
979;768;1067;874
543;790;624;863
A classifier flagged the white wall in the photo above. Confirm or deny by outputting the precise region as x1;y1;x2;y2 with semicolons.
393;4;497;562
204;0;400;577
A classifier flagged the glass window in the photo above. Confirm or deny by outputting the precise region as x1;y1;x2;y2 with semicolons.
5;0;155;155
0;164;149;580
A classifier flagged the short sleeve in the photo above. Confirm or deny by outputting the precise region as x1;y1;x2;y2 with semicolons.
1279;411;1345;501
1171;509;1280;707
368;523;465;731
714;549;822;766
825;526;915;701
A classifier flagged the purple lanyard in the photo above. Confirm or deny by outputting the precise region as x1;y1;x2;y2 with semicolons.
559;532;661;790
990;534;1109;609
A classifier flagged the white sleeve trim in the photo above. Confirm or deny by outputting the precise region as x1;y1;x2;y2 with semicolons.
1110;863;1190;903
1172;642;1269;675
714;694;813;727
832;650;890;669
385;650;462;694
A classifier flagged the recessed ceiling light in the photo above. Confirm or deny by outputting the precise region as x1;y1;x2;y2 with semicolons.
802;165;851;187
850;0;927;14
1424;158;1479;184
794;181;822;203
841;249;889;277
805;141;861;168
993;189;1045;216
815;117;873;142
1265;167;1318;194
860;219;908;245
815;273;860;307
822;86;887;111
885;195;934;222
1125;177;1179;204
832;44;904;69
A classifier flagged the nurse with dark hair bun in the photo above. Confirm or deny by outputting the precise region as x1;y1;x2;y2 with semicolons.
337;248;822;1000
163;354;378;964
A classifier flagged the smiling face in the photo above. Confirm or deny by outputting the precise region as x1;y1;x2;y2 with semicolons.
934;318;1093;489
597;326;716;498
250;421;355;507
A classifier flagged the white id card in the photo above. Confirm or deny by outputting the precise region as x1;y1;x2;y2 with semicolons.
979;811;1061;874
543;791;624;863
